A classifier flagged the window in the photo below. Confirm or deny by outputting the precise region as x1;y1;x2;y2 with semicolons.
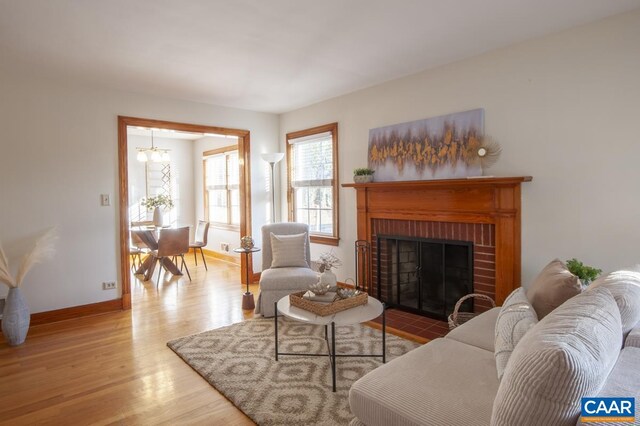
203;146;239;228
287;123;339;245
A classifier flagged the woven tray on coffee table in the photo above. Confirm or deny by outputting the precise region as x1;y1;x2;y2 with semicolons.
289;291;368;316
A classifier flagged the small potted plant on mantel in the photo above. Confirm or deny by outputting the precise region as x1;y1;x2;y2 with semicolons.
353;167;375;184
566;258;602;287
141;194;174;227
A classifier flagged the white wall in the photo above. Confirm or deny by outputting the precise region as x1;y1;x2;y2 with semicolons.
193;136;241;260
0;64;278;313
279;10;640;287
127;135;195;230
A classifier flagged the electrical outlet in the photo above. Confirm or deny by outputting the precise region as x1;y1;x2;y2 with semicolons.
221;242;230;252
102;281;116;290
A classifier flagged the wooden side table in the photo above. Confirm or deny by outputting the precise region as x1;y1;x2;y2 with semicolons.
233;247;260;310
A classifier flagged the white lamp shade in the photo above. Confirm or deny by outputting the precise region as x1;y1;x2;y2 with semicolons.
161;152;171;162
151;150;162;162
137;151;148;162
261;152;285;164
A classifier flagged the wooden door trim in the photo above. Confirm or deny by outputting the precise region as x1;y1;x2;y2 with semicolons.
118;116;252;309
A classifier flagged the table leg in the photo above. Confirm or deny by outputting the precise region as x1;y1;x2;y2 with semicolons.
144;257;157;282
135;254;152;275
331;321;336;392
242;253;255;310
161;257;182;275
274;302;279;361
382;303;386;364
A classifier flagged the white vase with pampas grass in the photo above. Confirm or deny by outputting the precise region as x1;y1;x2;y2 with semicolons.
317;251;342;289
0;228;57;346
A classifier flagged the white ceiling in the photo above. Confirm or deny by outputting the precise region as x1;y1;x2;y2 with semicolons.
1;0;638;113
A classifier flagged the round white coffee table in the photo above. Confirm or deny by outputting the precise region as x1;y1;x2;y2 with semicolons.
274;295;386;392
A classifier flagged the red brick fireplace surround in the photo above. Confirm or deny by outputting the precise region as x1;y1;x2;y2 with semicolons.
373;219;497;313
344;176;531;337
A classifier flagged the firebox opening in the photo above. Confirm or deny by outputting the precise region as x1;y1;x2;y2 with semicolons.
376;235;473;321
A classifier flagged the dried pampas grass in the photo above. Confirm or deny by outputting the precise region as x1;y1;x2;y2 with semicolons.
0;227;57;289
0;247;15;288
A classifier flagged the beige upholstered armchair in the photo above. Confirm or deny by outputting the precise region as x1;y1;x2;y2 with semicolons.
255;223;319;317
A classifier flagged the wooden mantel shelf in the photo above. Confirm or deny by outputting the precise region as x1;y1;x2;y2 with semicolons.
342;176;532;189
343;175;532;304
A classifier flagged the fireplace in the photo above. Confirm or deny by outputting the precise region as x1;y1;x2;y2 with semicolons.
377;235;473;320
343;176;531;306
371;218;497;314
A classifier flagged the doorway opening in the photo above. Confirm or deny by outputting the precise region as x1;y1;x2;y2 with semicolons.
117;116;252;309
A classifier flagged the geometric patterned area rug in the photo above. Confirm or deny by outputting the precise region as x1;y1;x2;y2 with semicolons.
167;318;421;426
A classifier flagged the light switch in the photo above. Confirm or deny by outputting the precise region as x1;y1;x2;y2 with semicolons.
101;194;110;206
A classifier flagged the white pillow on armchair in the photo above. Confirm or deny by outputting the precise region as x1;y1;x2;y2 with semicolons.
269;232;309;268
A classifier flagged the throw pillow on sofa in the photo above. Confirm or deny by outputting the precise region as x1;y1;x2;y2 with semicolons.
526;259;581;319
270;232;309;268
491;287;622;426
587;268;640;337
494;287;538;380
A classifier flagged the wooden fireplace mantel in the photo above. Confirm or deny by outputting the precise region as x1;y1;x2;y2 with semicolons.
343;176;532;304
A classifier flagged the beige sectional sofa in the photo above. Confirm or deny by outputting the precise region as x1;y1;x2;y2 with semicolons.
349;270;640;426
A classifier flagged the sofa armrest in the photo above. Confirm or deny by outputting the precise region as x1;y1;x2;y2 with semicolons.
445;307;500;352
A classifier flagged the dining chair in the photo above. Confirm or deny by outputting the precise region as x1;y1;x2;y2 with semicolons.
129;246;142;271
189;220;210;271
154;227;191;286
130;230;151;271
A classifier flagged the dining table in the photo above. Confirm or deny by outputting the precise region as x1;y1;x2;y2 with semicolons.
132;228;183;281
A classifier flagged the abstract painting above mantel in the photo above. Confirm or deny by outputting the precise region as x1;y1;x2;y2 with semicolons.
368;108;484;181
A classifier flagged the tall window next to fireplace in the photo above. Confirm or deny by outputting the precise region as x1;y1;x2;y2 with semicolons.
376;235;473;320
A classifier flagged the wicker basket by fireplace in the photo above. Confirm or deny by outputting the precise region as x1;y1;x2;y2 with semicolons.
447;293;496;330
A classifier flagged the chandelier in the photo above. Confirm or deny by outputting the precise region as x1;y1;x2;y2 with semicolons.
136;130;170;162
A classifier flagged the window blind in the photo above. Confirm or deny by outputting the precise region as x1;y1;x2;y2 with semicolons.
290;136;333;188
205;154;227;190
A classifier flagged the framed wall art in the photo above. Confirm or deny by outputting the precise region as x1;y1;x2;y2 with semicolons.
368;108;484;181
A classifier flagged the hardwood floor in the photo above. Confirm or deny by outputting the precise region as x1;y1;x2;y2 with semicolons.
0;257;427;425
0;258;256;425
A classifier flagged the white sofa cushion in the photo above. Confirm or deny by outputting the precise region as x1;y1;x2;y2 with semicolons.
445;307;500;352
270;232;309;268
491;287;622;426
350;338;499;426
494;287;538;380
625;321;640;348
588;268;640;337
576;346;640;426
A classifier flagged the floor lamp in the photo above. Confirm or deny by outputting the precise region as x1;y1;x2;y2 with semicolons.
261;152;285;223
